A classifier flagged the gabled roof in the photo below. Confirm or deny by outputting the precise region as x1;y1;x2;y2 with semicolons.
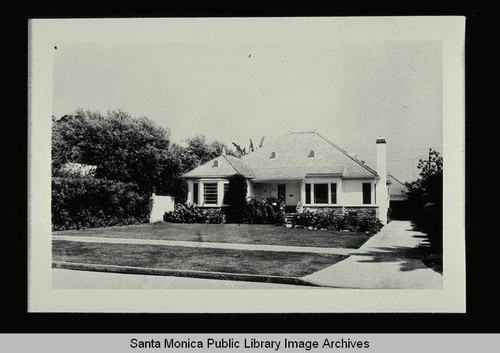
183;131;378;180
241;131;378;180
182;154;255;178
387;173;409;198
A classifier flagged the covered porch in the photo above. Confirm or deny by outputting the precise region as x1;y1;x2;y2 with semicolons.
249;180;302;213
249;175;377;213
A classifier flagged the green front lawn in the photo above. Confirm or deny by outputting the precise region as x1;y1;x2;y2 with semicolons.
52;241;348;278
54;222;372;249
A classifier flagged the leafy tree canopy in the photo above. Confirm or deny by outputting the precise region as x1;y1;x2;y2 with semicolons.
52;109;184;197
172;134;235;173
405;148;443;251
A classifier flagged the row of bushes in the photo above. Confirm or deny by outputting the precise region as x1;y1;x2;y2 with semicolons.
164;198;285;225
293;208;383;233
164;199;382;233
52;177;151;230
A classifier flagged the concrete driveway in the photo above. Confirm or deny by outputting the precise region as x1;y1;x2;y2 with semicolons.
302;220;443;289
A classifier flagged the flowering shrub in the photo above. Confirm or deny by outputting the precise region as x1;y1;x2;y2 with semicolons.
343;209;383;233
204;209;225;224
293;209;343;230
163;203;205;223
163;204;225;224
245;197;285;225
292;208;382;233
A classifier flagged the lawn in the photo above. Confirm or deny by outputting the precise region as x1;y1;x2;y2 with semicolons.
54;222;373;249
52;240;348;278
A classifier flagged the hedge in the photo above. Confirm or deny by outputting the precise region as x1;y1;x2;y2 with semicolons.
293;208;383;233
163;198;285;225
52;177;151;230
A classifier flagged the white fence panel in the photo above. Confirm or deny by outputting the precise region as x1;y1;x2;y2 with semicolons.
149;193;175;223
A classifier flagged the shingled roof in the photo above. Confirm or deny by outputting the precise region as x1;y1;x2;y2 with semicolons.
183;131;378;180
387;173;409;198
241;131;378;180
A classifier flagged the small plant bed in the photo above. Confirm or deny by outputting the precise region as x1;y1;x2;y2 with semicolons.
52;241;349;278
54;223;373;249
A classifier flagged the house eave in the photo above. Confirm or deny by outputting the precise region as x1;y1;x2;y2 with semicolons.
342;175;379;180
304;173;343;178
183;175;234;179
250;178;301;183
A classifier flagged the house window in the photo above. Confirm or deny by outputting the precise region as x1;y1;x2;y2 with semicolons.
213;160;219;167
223;183;229;204
308;150;315;158
270;152;277;159
362;183;371;204
305;183;311;204
330;183;337;204
314;184;328;204
193;183;199;205
203;183;218;204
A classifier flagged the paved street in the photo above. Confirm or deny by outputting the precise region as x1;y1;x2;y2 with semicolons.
52;268;308;289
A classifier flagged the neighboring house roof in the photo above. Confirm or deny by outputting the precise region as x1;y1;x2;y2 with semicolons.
183;131;378;180
183;154;255;179
387;173;409;200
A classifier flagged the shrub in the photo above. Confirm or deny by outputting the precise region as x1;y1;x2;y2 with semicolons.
163;204;225;224
316;211;344;231
204;209;225;224
406;149;443;251
293;209;317;228
52;177;151;230
343;209;383;233
163;203;205;223
245;197;285;225
292;208;382;233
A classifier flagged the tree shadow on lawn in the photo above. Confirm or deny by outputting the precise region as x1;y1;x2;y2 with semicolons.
355;228;443;274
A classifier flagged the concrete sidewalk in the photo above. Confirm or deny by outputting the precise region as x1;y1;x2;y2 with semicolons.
302;220;443;289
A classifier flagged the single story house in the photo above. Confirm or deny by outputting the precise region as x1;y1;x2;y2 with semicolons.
183;131;390;224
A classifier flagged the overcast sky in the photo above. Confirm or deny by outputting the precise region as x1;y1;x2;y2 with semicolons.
52;22;443;183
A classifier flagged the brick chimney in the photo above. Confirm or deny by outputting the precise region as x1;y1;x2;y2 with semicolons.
376;137;388;224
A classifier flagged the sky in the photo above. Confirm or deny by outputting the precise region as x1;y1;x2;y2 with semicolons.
52;27;443;183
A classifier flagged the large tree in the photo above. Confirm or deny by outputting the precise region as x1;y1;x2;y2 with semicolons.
172;134;234;173
406;148;443;251
52;109;185;199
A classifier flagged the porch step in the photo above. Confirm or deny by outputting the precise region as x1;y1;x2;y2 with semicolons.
284;213;296;224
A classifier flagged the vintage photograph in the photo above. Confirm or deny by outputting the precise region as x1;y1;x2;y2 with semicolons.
28;17;465;312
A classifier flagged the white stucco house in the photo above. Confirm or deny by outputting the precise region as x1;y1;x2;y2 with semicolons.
182;131;390;224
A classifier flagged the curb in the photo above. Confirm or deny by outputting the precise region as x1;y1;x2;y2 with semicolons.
52;261;321;287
